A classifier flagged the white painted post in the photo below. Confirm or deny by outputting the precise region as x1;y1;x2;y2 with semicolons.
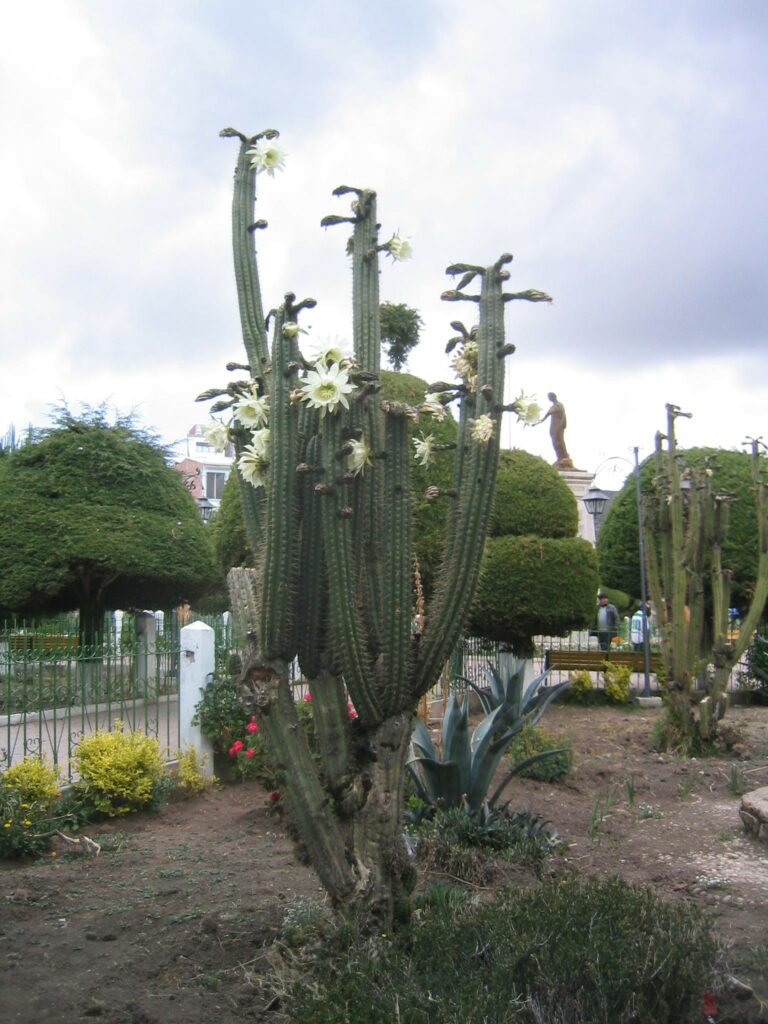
179;621;215;778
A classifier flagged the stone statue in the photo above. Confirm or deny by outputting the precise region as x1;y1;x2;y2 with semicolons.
537;392;573;469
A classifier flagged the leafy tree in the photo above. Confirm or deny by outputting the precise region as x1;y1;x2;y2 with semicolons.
0;411;218;644
469;450;599;656
598;447;762;611
380;301;423;371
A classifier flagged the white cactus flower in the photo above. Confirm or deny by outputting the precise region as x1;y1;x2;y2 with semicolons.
470;415;495;444
282;322;302;338
511;392;542;425
246;141;287;177
413;434;436;468
450;341;479;386
299;362;355;415
346;438;372;477
238;444;269;488
249;427;271;460
203;420;230;453
387;235;413;261
420;393;447;422
234;391;269;429
312;340;353;368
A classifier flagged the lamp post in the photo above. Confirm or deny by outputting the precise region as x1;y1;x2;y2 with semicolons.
583;448;653;698
197;496;214;523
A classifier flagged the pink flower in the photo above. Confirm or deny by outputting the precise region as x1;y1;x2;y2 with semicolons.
303;693;312;702
246;721;259;734
245;748;255;759
347;701;358;720
228;739;244;756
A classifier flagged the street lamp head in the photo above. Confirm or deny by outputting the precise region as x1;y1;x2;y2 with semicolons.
197;496;214;523
582;486;609;517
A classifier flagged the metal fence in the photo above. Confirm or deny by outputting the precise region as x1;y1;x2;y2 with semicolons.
1;613;755;778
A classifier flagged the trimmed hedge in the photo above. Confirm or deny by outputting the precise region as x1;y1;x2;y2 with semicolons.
469;534;599;653
598;447;762;609
490;448;577;538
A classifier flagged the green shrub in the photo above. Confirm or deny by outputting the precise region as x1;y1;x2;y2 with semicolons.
74;723;166;816
282;875;718;1024
0;783;52;859
507;724;572;782
568;669;595;703
739;629;768;703
413;805;561;884
2;756;61;806
192;678;251;755
604;663;632;704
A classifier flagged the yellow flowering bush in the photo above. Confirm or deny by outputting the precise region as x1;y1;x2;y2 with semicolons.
3;756;61;806
604;664;632;704
74;723;166;816
568;670;595;703
175;746;214;794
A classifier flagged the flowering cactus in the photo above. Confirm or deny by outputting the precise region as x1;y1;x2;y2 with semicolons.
204;127;551;924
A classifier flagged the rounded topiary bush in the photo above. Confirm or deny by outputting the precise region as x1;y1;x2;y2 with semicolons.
469;535;599;653
598;447;760;608
490;449;577;538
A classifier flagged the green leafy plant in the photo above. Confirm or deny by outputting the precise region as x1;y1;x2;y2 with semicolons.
739;629;768;703
2;756;61;806
73;722;166;816
408;669;567;817
604;662;632;703
568;669;595;703
413;805;561;884
283;875;719;1024
175;746;213;794
506;723;572;782
588;786;616;842
192;677;252;755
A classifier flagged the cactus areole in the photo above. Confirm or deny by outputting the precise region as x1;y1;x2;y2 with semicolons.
203;127;552;926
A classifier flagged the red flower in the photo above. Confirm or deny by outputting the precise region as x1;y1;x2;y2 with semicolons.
245;748;255;759
303;693;312;702
228;739;244;756
703;993;717;1020
268;790;281;803
246;721;259;734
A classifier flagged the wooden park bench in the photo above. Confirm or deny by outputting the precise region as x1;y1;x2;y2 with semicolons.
544;648;662;674
8;634;79;654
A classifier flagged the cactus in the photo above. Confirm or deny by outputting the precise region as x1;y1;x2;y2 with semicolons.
206;128;551;925
643;404;768;748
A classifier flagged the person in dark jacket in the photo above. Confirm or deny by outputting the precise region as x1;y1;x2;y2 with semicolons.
596;592;621;651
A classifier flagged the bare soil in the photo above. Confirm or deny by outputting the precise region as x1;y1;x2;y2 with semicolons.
2;703;768;1023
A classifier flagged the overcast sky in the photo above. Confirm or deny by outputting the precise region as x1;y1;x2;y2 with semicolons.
2;0;766;490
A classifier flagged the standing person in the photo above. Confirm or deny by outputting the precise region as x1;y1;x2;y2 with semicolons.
596;592;621;652
631;603;652;652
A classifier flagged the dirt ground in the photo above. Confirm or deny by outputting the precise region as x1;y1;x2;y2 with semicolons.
2;702;768;1023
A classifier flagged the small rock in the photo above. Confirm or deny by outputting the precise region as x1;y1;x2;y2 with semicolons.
83;1002;107;1017
200;915;219;934
725;974;754;1000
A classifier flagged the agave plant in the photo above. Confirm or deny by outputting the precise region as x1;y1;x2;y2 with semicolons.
460;658;567;718
408;667;568;817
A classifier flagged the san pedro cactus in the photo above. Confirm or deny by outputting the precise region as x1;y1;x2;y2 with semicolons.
643;404;768;748
203;127;551;926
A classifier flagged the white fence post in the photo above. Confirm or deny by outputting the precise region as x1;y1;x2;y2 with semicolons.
179;621;215;778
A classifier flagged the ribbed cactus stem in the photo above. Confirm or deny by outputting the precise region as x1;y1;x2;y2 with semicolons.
222;129;273;378
259;303;301;661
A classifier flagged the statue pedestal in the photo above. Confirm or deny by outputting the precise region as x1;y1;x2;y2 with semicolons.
559;468;597;544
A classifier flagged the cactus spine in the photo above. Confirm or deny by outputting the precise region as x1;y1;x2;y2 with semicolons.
213;128;551;923
643;404;768;747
